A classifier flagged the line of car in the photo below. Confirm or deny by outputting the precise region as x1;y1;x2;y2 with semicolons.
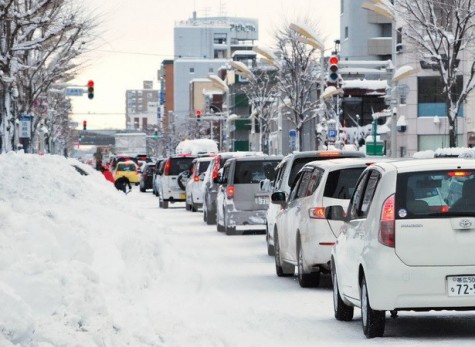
143;150;475;339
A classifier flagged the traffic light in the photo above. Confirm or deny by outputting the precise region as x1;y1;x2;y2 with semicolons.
196;110;202;122
87;80;94;99
327;55;340;86
153;128;159;139
83;120;87;130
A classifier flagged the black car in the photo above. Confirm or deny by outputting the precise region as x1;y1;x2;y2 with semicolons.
139;162;156;192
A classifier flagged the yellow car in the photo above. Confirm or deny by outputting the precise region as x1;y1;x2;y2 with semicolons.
113;161;140;184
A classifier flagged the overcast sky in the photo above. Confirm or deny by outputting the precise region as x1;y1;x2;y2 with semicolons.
70;0;340;129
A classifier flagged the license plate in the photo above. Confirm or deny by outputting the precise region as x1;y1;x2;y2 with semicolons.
255;197;269;205
180;193;186;199
447;275;475;296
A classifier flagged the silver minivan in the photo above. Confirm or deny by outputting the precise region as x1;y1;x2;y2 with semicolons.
216;156;282;235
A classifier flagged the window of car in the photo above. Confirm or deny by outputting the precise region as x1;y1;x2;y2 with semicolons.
288;171;304;202
117;163;137;171
305;168;323;196
324;167;365;199
273;162;287;190
288;157;321;187
233;160;279;184
294;170;314;199
347;169;381;219
168;157;195;175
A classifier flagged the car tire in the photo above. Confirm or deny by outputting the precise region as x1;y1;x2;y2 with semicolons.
191;203;198;212
207;209;216;225
203;209;208;222
185;202;191;211
274;230;294;277
332;261;354;321
266;224;275;256
361;276;385;338
224;212;236;235
140;184;146;192
216;213;225;232
162;200;169;209
177;171;188;191
297;239;320;288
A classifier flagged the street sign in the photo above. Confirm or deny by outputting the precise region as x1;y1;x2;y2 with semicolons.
19;114;32;138
64;88;84;96
327;129;337;140
289;129;297;138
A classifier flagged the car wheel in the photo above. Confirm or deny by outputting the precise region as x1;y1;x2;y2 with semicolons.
266;224;275;256
274;230;294;277
162;200;169;209
177;171;188;191
297;238;320;288
361;276;385;338
332;260;354;321
140;184;146;192
192;204;198;212
224;212;236;235
207;209;216;225
185;202;191;211
216;212;225;232
203;209;208;222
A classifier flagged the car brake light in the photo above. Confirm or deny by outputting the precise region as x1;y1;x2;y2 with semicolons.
226;186;235;199
164;159;171;176
308;207;325;219
378;194;395;248
448;171;472;177
194;175;200;182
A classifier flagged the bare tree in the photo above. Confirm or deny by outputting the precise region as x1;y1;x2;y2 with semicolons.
239;66;279;154
273;25;323;151
394;0;475;147
0;0;97;153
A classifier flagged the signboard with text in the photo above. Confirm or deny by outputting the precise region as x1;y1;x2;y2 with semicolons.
19;115;32;138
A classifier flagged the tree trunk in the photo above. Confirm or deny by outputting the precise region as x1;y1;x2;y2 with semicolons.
448;102;457;148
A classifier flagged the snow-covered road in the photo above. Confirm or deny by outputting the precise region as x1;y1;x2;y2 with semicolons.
128;190;475;347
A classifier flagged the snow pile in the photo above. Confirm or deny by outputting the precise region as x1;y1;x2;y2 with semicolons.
175;139;218;155
0;152;172;346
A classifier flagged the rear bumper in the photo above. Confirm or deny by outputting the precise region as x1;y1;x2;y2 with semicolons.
363;251;475;311
224;207;267;227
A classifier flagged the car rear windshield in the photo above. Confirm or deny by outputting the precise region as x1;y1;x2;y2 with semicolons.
324;168;365;199
198;161;211;174
169;157;195;175
117;163;137;171
395;170;475;218
234;160;280;184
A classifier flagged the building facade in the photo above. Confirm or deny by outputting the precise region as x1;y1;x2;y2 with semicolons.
173;12;258;126
125;81;159;130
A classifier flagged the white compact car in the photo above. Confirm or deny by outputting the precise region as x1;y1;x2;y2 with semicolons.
265;150;365;256
328;158;475;338
271;158;376;287
185;156;212;212
158;155;196;208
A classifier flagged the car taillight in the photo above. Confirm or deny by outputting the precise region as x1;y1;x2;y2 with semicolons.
226;186;235;199
212;157;221;180
378;194;395;248
164;159;171;176
308;207;325;219
194;175;200;182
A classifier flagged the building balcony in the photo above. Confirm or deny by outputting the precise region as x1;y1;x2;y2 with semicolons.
367;37;392;56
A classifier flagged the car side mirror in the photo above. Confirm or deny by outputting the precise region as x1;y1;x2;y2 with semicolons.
325;205;346;221
271;191;287;208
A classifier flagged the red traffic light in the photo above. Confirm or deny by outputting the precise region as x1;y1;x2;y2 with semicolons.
329;56;339;65
87;80;94;99
83;120;87;130
196;110;202;116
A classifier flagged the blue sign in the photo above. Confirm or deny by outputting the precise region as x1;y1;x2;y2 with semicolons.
289;129;297;138
64;88;84;96
328;129;337;139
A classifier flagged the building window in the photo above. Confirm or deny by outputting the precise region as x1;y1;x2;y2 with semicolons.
214;49;226;58
341;0;344;14
418;76;463;117
134;117;140;129
214;33;227;44
142;117;148;129
190;67;195;73
209;67;214;73
345;26;349;39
